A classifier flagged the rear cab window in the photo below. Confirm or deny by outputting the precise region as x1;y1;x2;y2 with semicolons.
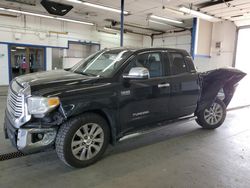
168;52;188;75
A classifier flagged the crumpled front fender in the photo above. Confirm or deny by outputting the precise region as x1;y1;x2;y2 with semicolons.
195;68;246;114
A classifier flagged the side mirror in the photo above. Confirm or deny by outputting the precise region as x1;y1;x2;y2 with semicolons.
123;67;150;80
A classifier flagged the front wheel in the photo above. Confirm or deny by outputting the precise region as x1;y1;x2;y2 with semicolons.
196;99;226;129
56;113;110;168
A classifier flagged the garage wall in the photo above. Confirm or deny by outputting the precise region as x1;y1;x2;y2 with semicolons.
194;21;237;72
0;16;143;48
46;48;52;71
0;44;9;85
0;15;143;85
195;19;213;56
143;21;237;73
0;15;237;85
143;31;191;53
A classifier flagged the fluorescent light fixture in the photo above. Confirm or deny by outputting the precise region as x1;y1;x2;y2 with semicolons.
83;2;129;14
56;17;94;25
164;7;184;15
104;27;119;32
0;7;94;26
66;0;129;14
7;9;54;19
11;49;16;52
66;0;82;3
98;30;117;35
150;15;183;24
179;6;214;20
148;19;168;26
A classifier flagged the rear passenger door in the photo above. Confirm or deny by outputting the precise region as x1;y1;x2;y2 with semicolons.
167;52;200;118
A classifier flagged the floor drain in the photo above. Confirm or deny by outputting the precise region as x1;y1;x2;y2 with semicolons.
0;151;25;161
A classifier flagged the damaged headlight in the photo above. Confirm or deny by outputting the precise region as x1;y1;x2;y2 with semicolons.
27;97;60;118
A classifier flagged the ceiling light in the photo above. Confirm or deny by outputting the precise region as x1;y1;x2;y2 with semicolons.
98;30;117;35
104;27;119;32
11;49;16;52
0;7;94;25
6;8;54;19
148;19;169;26
83;2;129;14
150;15;183;24
56;17;94;25
66;0;129;14
179;6;214;20
164;7;184;15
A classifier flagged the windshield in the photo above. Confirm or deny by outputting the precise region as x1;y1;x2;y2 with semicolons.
70;49;132;77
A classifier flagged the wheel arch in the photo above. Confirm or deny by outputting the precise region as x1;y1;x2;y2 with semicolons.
196;68;246;114
67;108;118;145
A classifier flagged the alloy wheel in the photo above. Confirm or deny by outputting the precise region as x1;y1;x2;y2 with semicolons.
71;123;104;161
204;102;223;125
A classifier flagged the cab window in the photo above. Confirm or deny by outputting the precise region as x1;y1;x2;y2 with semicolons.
169;52;187;75
125;52;163;78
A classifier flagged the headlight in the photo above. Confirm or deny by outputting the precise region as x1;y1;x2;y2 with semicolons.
27;97;60;117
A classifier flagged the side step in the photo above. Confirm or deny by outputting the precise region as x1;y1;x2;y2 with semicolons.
119;115;196;142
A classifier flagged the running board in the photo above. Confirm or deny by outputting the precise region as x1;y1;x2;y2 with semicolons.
119;115;196;142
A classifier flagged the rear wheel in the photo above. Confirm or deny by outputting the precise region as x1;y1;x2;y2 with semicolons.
196;99;226;129
56;113;110;168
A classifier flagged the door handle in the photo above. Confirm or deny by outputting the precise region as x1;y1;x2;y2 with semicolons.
158;83;170;88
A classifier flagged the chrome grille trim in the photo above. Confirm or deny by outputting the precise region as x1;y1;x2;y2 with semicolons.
6;79;31;128
7;90;23;118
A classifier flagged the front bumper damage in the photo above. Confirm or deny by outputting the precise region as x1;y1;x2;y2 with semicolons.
17;128;56;153
4;111;57;154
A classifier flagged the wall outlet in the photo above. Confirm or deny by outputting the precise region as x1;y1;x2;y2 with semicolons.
215;41;222;49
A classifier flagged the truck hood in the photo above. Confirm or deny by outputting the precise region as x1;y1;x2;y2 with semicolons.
16;69;93;86
15;69;104;96
196;68;246;113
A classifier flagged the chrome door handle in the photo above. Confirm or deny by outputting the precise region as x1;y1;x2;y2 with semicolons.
158;83;170;88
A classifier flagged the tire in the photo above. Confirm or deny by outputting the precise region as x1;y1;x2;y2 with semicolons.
196;99;226;129
56;113;110;168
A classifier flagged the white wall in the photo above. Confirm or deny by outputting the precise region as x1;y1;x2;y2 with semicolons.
143;31;191;53
143;21;237;73
195;19;213;56
46;48;52;71
194;21;237;72
0;44;9;85
0;16;143;49
0;15;143;85
0;14;237;85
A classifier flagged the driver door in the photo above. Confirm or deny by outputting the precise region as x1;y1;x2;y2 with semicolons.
118;51;171;133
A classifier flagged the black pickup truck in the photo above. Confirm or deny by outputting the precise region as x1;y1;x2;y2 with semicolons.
4;48;245;168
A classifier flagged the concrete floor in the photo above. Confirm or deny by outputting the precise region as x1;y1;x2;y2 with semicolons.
1;95;250;188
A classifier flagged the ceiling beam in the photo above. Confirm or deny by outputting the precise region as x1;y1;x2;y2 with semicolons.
201;0;250;12
207;3;250;15
217;7;250;18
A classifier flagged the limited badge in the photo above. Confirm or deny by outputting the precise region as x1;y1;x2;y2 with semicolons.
121;90;131;96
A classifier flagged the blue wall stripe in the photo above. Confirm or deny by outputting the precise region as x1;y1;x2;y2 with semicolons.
191;18;197;59
0;40;100;50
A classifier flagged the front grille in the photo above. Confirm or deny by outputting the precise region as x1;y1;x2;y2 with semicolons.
7;88;23;118
5;79;31;128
